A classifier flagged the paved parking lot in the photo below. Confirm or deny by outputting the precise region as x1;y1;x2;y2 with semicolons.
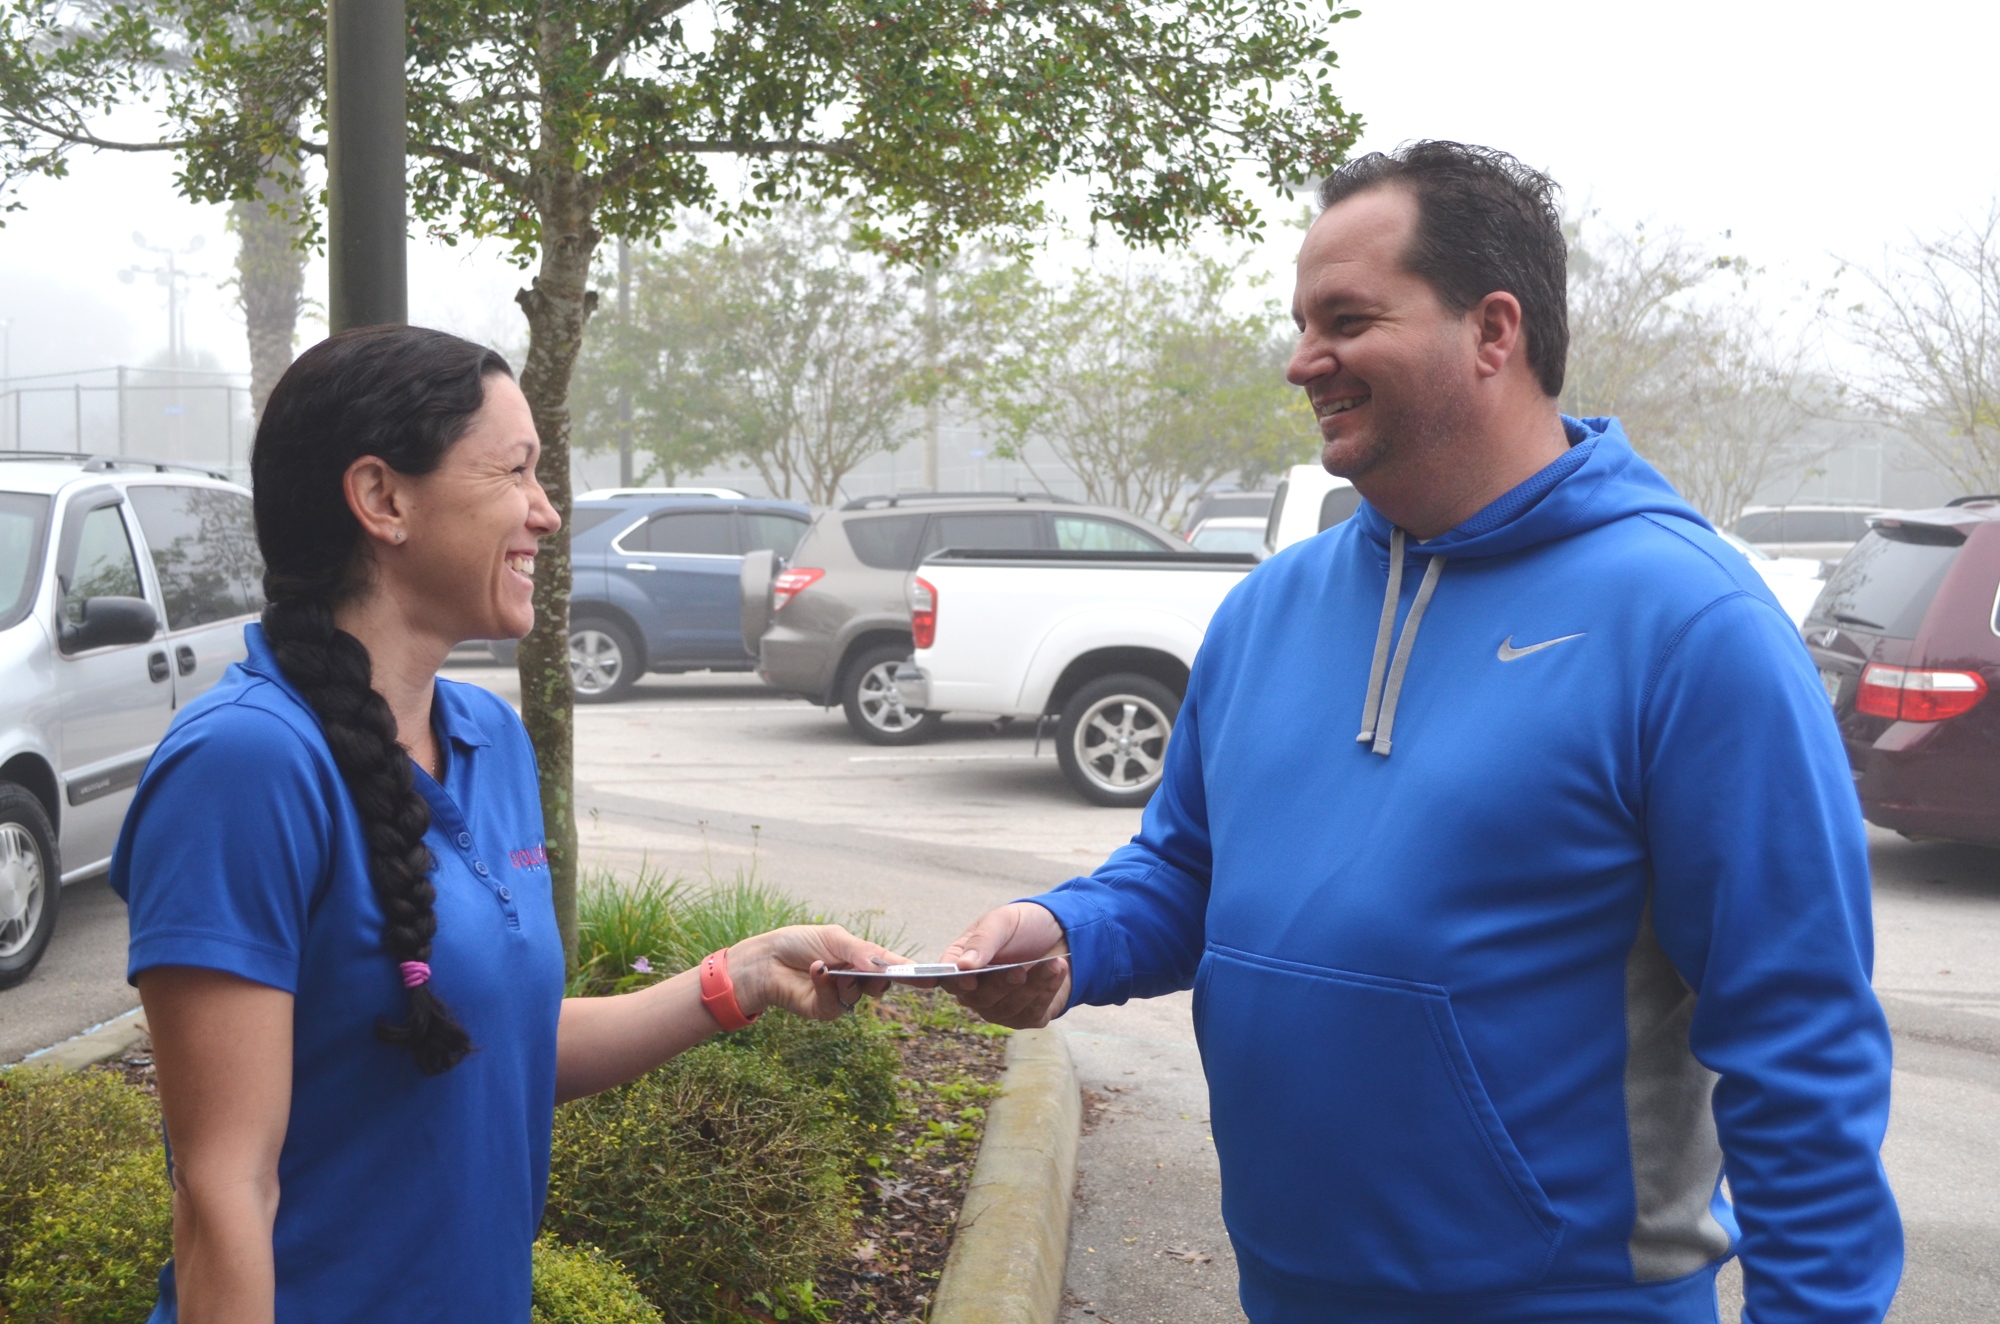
5;664;1997;1321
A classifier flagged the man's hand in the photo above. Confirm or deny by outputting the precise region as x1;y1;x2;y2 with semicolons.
939;902;1072;1029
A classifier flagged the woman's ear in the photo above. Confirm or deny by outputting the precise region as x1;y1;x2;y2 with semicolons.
344;456;409;547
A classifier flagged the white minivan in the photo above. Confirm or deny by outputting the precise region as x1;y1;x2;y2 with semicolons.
0;455;261;986
1263;463;1361;554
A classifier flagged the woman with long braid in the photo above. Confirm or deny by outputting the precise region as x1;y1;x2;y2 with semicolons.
111;325;903;1322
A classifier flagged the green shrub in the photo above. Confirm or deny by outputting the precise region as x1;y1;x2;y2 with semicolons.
721;1007;902;1136
3;1147;172;1324
0;1067;159;1279
544;1044;853;1321
570;866;902;997
532;1237;663;1324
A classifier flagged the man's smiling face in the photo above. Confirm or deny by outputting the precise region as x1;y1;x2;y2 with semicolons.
1286;186;1480;484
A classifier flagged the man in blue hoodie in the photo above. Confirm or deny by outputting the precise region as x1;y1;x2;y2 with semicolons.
939;141;1901;1322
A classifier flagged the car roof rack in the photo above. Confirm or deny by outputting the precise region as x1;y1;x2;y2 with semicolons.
0;451;230;481
841;490;1075;511
1946;494;2000;507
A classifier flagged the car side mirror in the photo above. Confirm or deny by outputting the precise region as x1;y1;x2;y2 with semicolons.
61;596;159;652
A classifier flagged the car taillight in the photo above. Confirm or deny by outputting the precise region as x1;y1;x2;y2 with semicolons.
771;568;824;612
908;575;938;650
1855;664;1988;721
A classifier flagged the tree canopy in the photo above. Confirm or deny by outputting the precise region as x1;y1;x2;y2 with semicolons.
1;0;1366;958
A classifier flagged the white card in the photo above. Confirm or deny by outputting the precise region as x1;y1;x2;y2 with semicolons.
823;955;1064;979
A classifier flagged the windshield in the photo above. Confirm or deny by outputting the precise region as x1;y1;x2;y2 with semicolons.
0;492;51;631
1191;525;1266;554
1808;528;1961;637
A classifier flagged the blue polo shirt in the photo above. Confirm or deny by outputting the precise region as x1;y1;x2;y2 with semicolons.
111;624;566;1323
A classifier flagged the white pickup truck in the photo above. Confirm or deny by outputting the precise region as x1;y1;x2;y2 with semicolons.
900;549;1255;807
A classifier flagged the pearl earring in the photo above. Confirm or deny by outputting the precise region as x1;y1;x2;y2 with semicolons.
395;531;406;542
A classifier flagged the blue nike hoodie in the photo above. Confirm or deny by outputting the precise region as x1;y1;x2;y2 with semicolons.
1033;418;1902;1323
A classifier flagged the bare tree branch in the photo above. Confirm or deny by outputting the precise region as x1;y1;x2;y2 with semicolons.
1842;205;2000;493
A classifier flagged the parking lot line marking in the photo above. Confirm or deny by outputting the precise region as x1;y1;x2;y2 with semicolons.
848;752;1045;762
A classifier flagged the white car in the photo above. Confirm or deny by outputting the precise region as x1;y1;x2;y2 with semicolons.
1733;504;1881;563
1263;463;1361;554
901;545;1253;806
1718;531;1824;626
1185;516;1269;557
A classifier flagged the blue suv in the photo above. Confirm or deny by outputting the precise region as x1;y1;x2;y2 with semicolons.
494;496;811;702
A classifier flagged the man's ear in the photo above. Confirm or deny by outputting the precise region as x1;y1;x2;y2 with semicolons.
344;456;408;547
1471;291;1527;380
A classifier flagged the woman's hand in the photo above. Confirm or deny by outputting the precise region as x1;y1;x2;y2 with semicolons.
727;924;909;1021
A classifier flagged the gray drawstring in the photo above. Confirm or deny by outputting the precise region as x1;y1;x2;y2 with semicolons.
1355;528;1447;757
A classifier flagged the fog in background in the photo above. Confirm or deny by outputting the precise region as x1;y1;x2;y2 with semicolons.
0;0;1992;508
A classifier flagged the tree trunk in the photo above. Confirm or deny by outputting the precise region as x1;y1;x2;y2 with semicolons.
233;142;306;420
513;163;600;966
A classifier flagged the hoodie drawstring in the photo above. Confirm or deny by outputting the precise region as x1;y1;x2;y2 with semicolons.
1355;528;1446;757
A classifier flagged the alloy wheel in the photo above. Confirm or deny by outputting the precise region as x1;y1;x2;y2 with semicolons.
1072;693;1170;795
569;628;626;698
0;822;46;961
856;660;926;734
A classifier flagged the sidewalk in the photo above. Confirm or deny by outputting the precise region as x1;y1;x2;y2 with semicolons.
1058;995;1241;1324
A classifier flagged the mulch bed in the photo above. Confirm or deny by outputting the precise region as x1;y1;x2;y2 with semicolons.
94;1035;157;1095
89;1000;1011;1324
817;999;1009;1323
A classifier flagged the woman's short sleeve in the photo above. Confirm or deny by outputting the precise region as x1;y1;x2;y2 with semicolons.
111;701;334;992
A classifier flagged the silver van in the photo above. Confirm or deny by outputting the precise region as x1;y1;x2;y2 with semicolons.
0;455;262;987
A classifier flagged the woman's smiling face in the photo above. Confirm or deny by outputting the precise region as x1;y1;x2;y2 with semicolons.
393;373;560;644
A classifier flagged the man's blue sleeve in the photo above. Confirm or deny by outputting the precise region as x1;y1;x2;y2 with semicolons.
1642;593;1902;1322
1030;680;1214;1009
111;704;332;993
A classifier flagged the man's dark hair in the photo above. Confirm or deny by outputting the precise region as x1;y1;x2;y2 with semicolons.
1317;141;1568;397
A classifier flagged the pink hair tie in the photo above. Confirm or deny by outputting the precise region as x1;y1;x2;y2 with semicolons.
399;961;432;989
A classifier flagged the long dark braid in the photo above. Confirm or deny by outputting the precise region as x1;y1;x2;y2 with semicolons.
251;325;513;1075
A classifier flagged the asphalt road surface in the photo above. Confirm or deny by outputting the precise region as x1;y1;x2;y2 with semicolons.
5;664;1995;1322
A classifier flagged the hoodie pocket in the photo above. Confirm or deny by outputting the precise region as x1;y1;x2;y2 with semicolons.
1193;944;1564;1295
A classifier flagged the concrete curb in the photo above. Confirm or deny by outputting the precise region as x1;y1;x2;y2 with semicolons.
8;1007;147;1072
930;1026;1081;1324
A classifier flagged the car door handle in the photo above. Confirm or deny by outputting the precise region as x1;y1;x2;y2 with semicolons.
175;645;197;676
148;650;170;683
624;562;657;572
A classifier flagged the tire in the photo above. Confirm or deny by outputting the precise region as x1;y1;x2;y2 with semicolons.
569;616;644;704
0;782;60;990
841;644;943;745
1056;673;1180;808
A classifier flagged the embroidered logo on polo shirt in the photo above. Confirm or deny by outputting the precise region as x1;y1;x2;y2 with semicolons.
509;844;549;871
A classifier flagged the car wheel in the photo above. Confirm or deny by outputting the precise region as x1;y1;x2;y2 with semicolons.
0;782;59;990
842;645;943;745
1056;674;1180;808
569;617;643;704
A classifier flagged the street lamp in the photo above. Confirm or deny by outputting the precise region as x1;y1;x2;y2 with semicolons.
326;0;408;331
120;234;206;373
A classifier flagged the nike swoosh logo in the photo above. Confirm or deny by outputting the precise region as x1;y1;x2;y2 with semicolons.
1497;632;1585;662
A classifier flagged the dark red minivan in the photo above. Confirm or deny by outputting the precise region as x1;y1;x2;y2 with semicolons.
1804;497;2000;849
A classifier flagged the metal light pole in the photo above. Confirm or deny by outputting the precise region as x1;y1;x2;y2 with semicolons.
123;234;205;373
617;238;633;487
327;0;408;332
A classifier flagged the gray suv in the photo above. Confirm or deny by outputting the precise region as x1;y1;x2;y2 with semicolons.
741;493;1183;743
0;455;262;986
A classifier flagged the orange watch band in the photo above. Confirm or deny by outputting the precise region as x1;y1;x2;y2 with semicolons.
699;947;758;1031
